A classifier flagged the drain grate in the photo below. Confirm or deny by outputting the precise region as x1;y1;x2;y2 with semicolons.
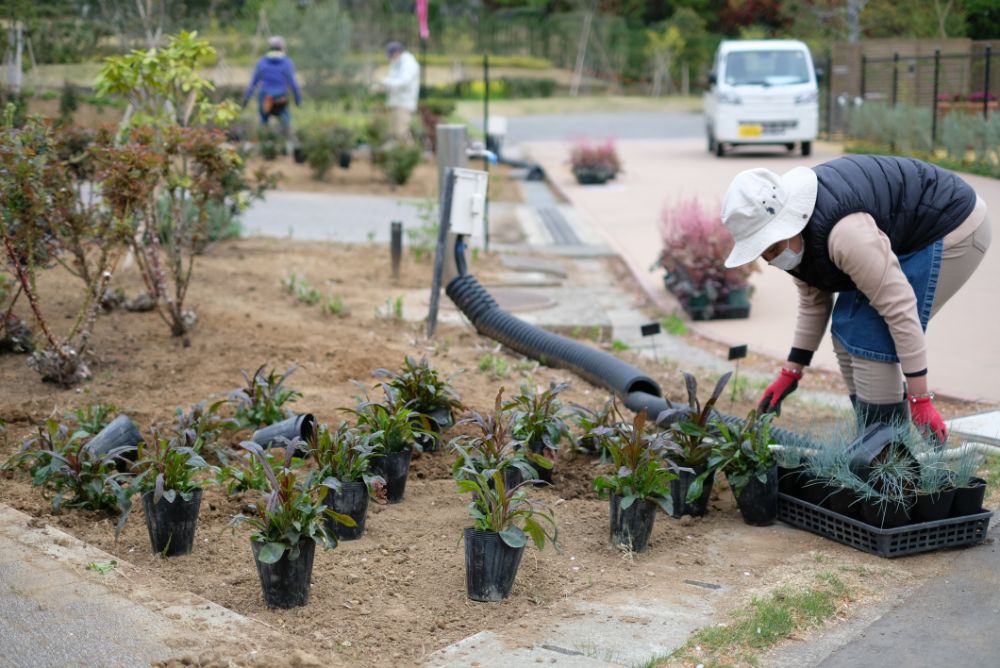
537;206;581;245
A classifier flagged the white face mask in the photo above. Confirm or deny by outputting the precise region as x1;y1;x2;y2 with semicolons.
768;245;803;271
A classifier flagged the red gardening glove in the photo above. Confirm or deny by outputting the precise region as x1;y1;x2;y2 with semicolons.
909;394;947;444
758;367;802;415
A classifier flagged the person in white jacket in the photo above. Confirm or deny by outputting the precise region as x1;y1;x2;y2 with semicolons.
381;41;420;142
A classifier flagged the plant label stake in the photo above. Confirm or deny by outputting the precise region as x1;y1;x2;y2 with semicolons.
640;322;661;361
390;221;402;280
728;344;748;403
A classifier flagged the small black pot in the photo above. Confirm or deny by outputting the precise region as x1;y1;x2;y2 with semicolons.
85;415;142;471
915;488;957;522
339;151;352;169
414;407;453;453
797;473;829;506
464;528;524;602
293;146;307;164
952;478;987;517
252;414;316;452
732;466;779;526
325;481;369;540
861;496;914;529
609;495;657;552
528;440;554;485
252;539;316;609
379;450;412;503
778;466;805;496
668;464;714;518
824;485;862;520
141;488;203;556
472;467;524;504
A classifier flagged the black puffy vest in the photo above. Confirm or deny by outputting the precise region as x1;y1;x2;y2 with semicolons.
789;155;976;292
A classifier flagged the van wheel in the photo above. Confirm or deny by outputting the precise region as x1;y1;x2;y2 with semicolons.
801;141;812;157
715;141;725;157
785;143;795;151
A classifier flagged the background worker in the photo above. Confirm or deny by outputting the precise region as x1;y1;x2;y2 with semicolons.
242;36;302;140
380;41;420;142
720;156;990;443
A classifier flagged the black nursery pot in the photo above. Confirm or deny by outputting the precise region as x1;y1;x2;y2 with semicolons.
293;146;307;164
798;473;828;506
861;496;914;529
668;464;714;518
915;488;957;522
732;466;778;526
85;414;142;471
824;485;862;520
325;481;369;540
380;450;412;503
141;488;203;556
338;151;352;169
609;495;657;552
414;407;453;453
464;528;524;602
778;466;805;496
252;414;316;453
252;539;316;609
952;478;987;517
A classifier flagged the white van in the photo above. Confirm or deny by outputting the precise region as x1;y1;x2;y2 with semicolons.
704;40;819;157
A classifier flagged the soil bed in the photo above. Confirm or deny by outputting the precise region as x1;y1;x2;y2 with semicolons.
0;238;985;666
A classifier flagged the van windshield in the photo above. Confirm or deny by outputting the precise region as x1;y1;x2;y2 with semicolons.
724;50;811;86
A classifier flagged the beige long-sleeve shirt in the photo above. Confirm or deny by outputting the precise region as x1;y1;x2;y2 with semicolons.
792;196;987;375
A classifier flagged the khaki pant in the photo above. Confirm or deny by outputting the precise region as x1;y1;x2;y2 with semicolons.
833;217;992;403
390;107;413;142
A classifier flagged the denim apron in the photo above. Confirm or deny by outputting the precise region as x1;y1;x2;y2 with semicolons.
830;240;942;363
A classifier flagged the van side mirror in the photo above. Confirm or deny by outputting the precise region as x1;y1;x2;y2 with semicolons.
708;72;717;86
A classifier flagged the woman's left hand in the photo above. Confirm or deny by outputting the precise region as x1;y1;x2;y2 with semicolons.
909;394;947;444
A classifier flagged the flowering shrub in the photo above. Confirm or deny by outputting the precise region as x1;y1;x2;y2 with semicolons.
569;139;621;182
658;198;754;304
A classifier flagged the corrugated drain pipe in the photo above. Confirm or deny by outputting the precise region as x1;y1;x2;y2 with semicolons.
444;260;817;449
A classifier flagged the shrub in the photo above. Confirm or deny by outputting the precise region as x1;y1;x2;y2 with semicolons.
229;365;302;429
373;356;463;421
658;197;754;306
450;388;547;483
380;143;423;186
569;138;621;181
299;123;355;180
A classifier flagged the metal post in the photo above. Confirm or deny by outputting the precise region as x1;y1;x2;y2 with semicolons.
932;50;941;144
390;221;402;280
427;170;457;340
860;54;867;101
891;52;899;108
983;45;992;119
482;53;491;253
432;124;469;326
435;124;467;196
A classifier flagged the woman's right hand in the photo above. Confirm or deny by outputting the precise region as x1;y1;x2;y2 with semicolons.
758;367;803;415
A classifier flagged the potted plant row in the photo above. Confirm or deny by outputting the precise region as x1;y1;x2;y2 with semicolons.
374;355;464;452
309;422;385;540
504;382;573;485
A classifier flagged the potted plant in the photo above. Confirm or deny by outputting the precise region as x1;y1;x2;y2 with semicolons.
374;356;464;452
859;446;918;529
657;198;756;320
569;138;620;185
591;407;680;551
309;422;384;540
950;448;987;517
504;382;573;485
913;449;957;522
451;388;545;494
660;371;732;517
710;410;779;526
456;466;559;602
131;431;214;556
572;395;618;455
347;383;431;503
231;441;354;609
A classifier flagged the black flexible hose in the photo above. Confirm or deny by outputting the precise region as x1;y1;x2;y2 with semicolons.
445;271;819;448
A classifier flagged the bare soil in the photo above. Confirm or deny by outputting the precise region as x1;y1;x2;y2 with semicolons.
0;239;989;667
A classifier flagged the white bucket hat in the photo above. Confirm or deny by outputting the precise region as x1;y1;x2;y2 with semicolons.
721;166;818;268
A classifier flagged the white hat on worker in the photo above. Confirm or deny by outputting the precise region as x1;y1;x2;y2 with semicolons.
721;166;818;268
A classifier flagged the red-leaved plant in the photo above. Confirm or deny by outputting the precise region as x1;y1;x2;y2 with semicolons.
658;198;755;304
569;138;621;180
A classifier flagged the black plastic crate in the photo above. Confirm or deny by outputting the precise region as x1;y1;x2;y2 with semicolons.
778;493;993;558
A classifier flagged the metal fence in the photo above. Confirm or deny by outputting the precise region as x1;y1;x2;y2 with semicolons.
823;42;999;142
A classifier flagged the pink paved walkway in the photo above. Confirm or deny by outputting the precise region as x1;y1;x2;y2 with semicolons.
523;137;1000;403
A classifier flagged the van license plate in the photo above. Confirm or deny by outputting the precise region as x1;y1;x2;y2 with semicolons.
739;124;763;137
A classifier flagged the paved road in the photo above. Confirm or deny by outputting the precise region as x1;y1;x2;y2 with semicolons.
482;111;704;144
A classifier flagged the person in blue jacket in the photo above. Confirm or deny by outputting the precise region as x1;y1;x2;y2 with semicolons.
242;36;302;138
